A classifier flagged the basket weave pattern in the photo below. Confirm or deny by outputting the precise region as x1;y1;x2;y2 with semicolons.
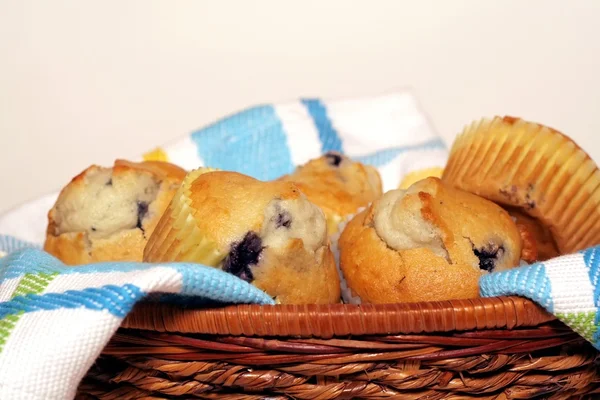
77;297;600;399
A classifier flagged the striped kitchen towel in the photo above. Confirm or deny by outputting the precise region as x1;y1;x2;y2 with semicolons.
0;244;273;400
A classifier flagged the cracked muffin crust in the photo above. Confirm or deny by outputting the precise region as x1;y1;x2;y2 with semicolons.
44;160;186;265
338;177;522;303
279;152;383;234
143;170;340;304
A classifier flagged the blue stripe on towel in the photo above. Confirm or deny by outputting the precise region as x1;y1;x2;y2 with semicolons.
191;105;295;180
0;248;63;280
355;138;447;167
479;262;554;313
301;99;344;154
172;264;274;305
583;247;600;307
0;284;143;319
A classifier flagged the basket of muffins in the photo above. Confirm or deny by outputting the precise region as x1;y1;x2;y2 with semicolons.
51;117;600;399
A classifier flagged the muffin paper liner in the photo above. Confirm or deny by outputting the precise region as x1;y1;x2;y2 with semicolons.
143;168;225;265
330;207;366;304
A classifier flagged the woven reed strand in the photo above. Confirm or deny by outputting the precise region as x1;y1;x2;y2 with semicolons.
78;322;600;399
120;296;554;338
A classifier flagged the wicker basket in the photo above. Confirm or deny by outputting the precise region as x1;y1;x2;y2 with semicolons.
77;296;600;399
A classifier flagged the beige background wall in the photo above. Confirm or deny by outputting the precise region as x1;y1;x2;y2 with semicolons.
1;0;599;214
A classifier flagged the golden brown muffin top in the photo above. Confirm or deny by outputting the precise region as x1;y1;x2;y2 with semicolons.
114;159;187;181
185;171;327;254
339;177;523;303
372;177;522;273
279;152;383;218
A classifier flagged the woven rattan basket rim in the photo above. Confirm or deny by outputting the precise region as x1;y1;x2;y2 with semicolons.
122;296;554;338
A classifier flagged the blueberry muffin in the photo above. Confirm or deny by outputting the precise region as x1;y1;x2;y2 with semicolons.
338;177;522;303
279;152;383;234
442;116;600;254
143;169;340;304
44;160;186;265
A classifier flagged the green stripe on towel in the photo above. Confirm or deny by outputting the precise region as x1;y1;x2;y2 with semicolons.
13;272;58;297
556;311;598;342
0;272;58;353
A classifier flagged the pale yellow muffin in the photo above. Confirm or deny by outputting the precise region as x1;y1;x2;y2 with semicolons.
143;169;340;305
339;177;522;303
279;152;383;234
44;160;186;265
442;116;600;254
